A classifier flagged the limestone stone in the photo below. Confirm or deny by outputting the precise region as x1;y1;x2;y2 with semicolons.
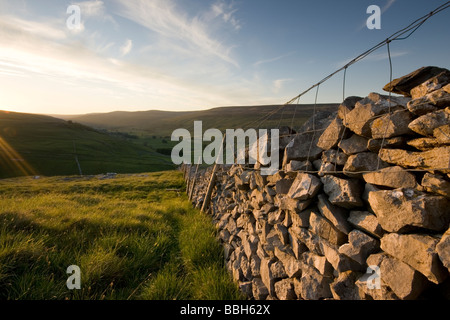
262;229;284;254
383;66;450;97
250;255;261;277
274;278;296;300
317;194;352;234
299;264;333;300
338;230;379;265
285;160;313;172
239;281;253;298
368;92;410;107
379;254;429;300
343;97;403;137
343;152;389;177
367;136;405;153
287;173;322;201
275;195;312;213
240;254;252;280
407;100;438;116
275;178;294;195
270;260;287;279
338;134;368;155
289;208;312;229
356;276;399;300
316;160;337;177
370;109;413;139
279;126;296;149
260;258;275;295
347;211;385;238
330;271;363;300
321;175;363;209
291;226;323;255
242;234;259;260
337;96;363;120
292;277;302;300
426;87;450;107
368;188;450;233
321;240;363;273
410;70;450;99
421;173;450;198
283;112;335;165
274;247;303;278
407;137;444;151
321;149;348;166
381;233;448;284
235;171;251;190
309;211;347;246
362;166;417;189
301;251;333;276
379;146;450;173
408;108;450;137
436;228;450;272
317;118;346;150
433;124;450;144
275;223;289;246
252;278;269;300
288;230;309;259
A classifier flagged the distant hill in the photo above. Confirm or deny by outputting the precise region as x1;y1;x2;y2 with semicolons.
58;104;339;137
0;110;174;178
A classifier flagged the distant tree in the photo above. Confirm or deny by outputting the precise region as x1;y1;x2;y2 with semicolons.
161;139;168;144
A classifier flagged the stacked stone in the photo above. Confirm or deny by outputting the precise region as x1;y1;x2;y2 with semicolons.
187;66;450;300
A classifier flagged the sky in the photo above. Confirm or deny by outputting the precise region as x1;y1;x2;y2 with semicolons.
0;0;449;115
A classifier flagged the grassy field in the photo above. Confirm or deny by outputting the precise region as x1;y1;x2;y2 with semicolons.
0;110;175;179
0;171;243;300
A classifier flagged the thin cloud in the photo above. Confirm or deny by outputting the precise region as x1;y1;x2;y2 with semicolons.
335;50;409;68
253;52;295;67
211;0;241;31
120;39;133;57
113;0;239;67
272;78;293;93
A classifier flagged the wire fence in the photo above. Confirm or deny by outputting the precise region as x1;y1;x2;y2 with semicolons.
191;1;450;178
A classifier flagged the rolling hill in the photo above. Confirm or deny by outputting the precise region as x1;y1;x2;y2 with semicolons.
0;110;174;178
58;104;339;137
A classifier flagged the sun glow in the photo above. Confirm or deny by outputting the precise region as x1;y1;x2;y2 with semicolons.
0;135;37;176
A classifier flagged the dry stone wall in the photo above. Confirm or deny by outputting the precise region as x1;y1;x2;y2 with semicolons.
183;66;450;300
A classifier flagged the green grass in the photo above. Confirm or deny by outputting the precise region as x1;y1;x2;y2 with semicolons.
0;171;243;300
0;110;175;179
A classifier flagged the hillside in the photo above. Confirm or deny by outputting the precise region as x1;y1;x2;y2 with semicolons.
58;104;339;137
0;110;174;178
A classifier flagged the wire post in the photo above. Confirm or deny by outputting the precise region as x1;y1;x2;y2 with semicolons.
377;40;394;171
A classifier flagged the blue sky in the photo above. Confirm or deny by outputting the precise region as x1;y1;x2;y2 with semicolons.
0;0;449;114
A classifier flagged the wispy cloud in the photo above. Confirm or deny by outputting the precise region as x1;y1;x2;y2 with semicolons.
272;78;293;93
382;0;396;13
335;50;409;68
253;52;295;67
113;0;239;67
120;39;133;56
73;0;105;17
210;0;241;31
